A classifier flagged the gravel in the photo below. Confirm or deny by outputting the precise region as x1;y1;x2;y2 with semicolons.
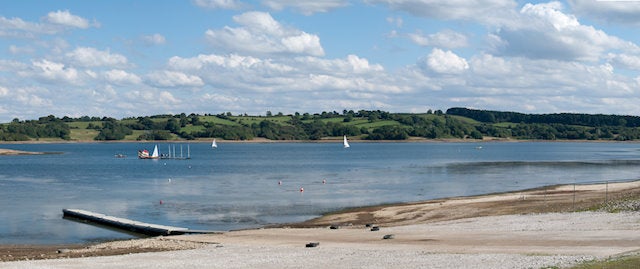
5;211;635;269
1;244;593;269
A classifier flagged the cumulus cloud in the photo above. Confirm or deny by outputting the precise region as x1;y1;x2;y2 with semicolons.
490;2;637;62
142;33;166;45
205;11;324;56
0;10;95;38
420;48;469;74
104;69;143;85
44;10;91;29
365;0;517;25
146;71;204;88
408;29;468;49
65;47;129;68
607;53;640;70
261;0;348;15
26;59;81;84
193;0;245;9
569;0;640;25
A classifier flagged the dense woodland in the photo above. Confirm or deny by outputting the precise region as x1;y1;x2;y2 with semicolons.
3;108;640;141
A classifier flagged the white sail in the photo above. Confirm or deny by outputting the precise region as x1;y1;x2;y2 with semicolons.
151;144;159;158
211;139;217;148
343;135;350;148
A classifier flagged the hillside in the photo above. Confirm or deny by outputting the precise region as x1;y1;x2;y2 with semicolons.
2;108;640;142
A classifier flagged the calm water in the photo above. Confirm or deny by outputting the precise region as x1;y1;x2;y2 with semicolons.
1;142;640;244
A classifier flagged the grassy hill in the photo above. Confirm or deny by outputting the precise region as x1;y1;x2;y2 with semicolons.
3;108;640;142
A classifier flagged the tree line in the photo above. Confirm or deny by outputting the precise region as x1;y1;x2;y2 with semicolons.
3;108;640;141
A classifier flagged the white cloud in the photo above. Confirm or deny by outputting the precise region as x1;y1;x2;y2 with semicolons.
421;48;469;74
607;53;640;70
146;71;204;88
65;47;129;68
386;16;403;28
408;29;468;49
569;0;640;25
0;86;8;97
365;0;518;25
142;33;166;45
0;10;95;38
104;69;143;85
44;10;90;29
14;87;53;107
490;2;637;62
193;0;245;9
0;59;28;72
26;59;81;84
261;0;348;15
0;16;49;37
205;11;324;56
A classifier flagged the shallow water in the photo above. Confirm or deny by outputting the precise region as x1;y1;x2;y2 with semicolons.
1;141;639;244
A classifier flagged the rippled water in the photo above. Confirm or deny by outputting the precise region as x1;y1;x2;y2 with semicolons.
1;141;639;244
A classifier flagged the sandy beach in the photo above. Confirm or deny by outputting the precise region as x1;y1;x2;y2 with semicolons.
0;149;45;155
1;180;639;268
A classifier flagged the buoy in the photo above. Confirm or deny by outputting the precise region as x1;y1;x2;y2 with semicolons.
322;179;326;184
300;187;304;192
278;180;282;185
159;200;163;205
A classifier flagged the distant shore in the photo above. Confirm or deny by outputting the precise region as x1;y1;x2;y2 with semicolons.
2;136;639;145
0;148;52;155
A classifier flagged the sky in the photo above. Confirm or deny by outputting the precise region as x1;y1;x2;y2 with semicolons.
1;0;640;122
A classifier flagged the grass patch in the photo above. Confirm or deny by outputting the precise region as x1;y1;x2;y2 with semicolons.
180;125;206;134
66;121;102;129
232;116;293;126
199;116;241;126
69;129;99;141
123;130;146;140
353;120;403;129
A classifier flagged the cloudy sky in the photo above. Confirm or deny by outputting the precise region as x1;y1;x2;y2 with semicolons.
1;0;640;122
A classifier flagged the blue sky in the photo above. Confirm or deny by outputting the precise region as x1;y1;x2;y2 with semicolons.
1;0;640;122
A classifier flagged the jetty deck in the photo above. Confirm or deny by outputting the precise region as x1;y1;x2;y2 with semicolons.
63;209;219;236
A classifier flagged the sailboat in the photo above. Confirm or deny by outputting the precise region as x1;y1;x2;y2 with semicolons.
211;139;218;148
343;135;350;148
151;144;159;158
138;144;160;159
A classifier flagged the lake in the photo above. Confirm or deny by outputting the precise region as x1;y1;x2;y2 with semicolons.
1;141;639;244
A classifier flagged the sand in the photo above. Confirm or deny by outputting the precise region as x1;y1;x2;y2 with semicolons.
0;148;60;155
2;180;640;268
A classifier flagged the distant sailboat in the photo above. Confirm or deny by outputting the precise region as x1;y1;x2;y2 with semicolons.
211;139;217;148
138;144;160;159
151;144;159;158
343;135;350;148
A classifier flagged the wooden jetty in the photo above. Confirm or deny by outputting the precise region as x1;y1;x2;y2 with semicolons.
63;209;219;236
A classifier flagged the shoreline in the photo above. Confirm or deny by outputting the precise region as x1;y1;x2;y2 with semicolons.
2;179;639;264
0;149;60;155
3;136;640;145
